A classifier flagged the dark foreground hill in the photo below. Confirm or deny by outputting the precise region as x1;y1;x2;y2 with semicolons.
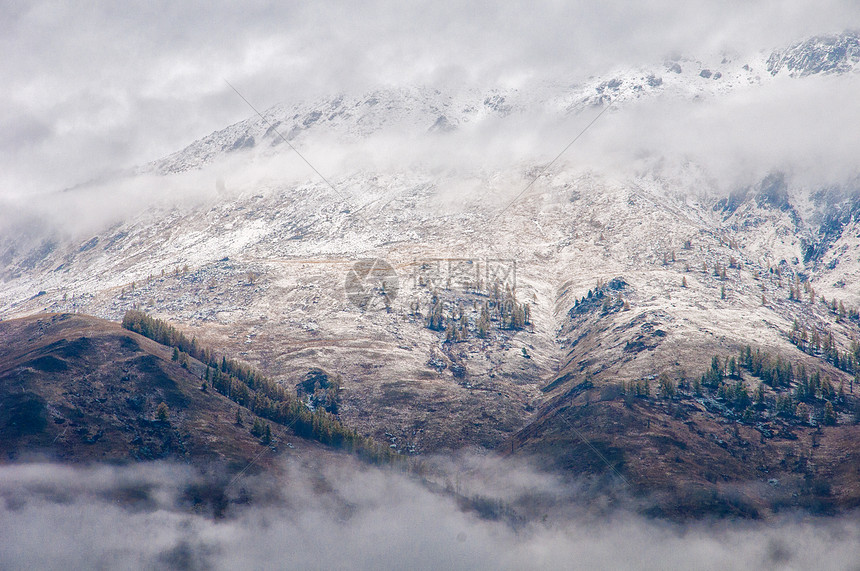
509;373;860;518
0;312;312;472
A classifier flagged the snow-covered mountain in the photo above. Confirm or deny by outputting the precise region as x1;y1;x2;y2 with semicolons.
2;31;860;458
136;31;857;176
768;30;860;76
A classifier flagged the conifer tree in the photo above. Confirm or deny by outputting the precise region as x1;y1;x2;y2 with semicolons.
156;402;169;422
445;321;457;342
477;302;490;338
431;302;444;331
658;373;676;399
823;401;837;426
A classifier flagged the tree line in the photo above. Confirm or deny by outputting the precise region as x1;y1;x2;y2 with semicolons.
418;281;530;341
122;310;397;463
622;345;857;427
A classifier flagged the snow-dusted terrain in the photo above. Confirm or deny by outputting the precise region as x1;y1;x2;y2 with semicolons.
2;31;860;451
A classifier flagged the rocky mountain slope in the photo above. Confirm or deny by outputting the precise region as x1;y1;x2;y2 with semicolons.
2;32;860;515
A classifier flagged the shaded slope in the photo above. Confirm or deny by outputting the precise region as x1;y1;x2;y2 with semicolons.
509;363;860;518
0;313;312;470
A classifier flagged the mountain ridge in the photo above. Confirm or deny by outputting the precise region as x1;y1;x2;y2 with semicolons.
2;30;860;518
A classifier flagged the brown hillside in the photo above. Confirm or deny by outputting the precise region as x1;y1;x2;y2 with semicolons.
0;313;306;471
508;378;860;518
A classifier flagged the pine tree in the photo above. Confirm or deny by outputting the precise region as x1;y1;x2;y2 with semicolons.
823;401;837;426
511;302;526;329
427;300;444;331
477;303;490;338
445;321;457;342
658;373;676;399
156;402;169;422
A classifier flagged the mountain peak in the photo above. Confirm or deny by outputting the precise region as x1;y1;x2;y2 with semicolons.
767;30;860;76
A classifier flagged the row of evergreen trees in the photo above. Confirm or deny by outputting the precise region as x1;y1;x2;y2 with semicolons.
787;276;860;320
420;283;530;340
622;347;852;426
123;309;210;363
700;348;849;424
122;310;397;463
706;346;852;401
570;279;629;315
789;319;860;375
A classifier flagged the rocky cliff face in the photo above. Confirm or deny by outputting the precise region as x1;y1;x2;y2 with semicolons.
768;31;860;76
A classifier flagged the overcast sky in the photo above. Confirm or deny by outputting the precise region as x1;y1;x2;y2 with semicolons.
2;0;859;197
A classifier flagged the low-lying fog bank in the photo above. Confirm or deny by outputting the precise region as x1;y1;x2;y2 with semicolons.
0;457;857;570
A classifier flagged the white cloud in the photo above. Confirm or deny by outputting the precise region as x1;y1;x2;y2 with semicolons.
2;0;860;197
574;72;860;192
0;458;858;570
